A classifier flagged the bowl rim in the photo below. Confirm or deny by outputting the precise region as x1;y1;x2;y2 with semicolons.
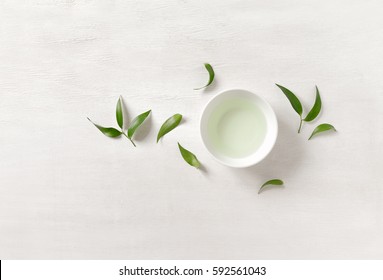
199;88;278;168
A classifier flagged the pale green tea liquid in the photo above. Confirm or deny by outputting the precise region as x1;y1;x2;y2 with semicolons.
207;98;267;158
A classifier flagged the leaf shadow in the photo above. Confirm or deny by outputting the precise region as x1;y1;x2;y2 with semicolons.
228;118;306;188
199;164;208;174
133;114;152;141
180;115;187;126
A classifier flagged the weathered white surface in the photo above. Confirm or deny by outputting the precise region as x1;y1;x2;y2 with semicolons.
0;0;382;259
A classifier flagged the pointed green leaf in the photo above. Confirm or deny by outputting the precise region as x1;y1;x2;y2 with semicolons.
116;96;123;129
157;114;182;142
308;123;336;140
87;118;122;137
127;110;151;139
275;84;303;116
258;179;284;194
194;63;215;90
303;86;322;122
178;142;200;169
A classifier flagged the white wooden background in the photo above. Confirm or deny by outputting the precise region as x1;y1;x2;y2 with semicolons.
0;0;382;259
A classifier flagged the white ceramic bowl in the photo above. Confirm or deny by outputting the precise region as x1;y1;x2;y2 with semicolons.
200;89;278;168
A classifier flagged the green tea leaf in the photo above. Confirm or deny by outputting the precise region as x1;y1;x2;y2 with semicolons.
308;123;336;140
258;179;284;194
116;96;123;129
157;114;182;142
303;86;322;122
178;142;200;168
275;84;303;116
127;110;151;139
276;84;304;132
194;63;215;90
87;118;122;137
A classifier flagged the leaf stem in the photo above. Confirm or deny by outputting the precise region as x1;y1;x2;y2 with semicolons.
122;132;136;147
298;118;303;133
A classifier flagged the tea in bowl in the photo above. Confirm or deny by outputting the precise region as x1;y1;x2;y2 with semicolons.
200;89;278;168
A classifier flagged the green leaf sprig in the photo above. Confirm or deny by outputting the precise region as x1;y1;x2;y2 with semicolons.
157;114;183;142
88;96;151;147
194;63;215;90
258;179;284;194
276;84;336;139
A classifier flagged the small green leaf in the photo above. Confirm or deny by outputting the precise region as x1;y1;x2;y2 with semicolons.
303;86;322;122
127;110;151;139
178;142;200;169
194;63;215;90
87;118;122;137
308;123;336;140
157;114;182;142
275;84;303;116
116;96;123;129
258;179;284;194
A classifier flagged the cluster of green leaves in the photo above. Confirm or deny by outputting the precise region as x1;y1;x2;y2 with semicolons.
275;84;336;139
88;97;151;147
88;65;338;195
88;98;201;168
259;85;337;194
